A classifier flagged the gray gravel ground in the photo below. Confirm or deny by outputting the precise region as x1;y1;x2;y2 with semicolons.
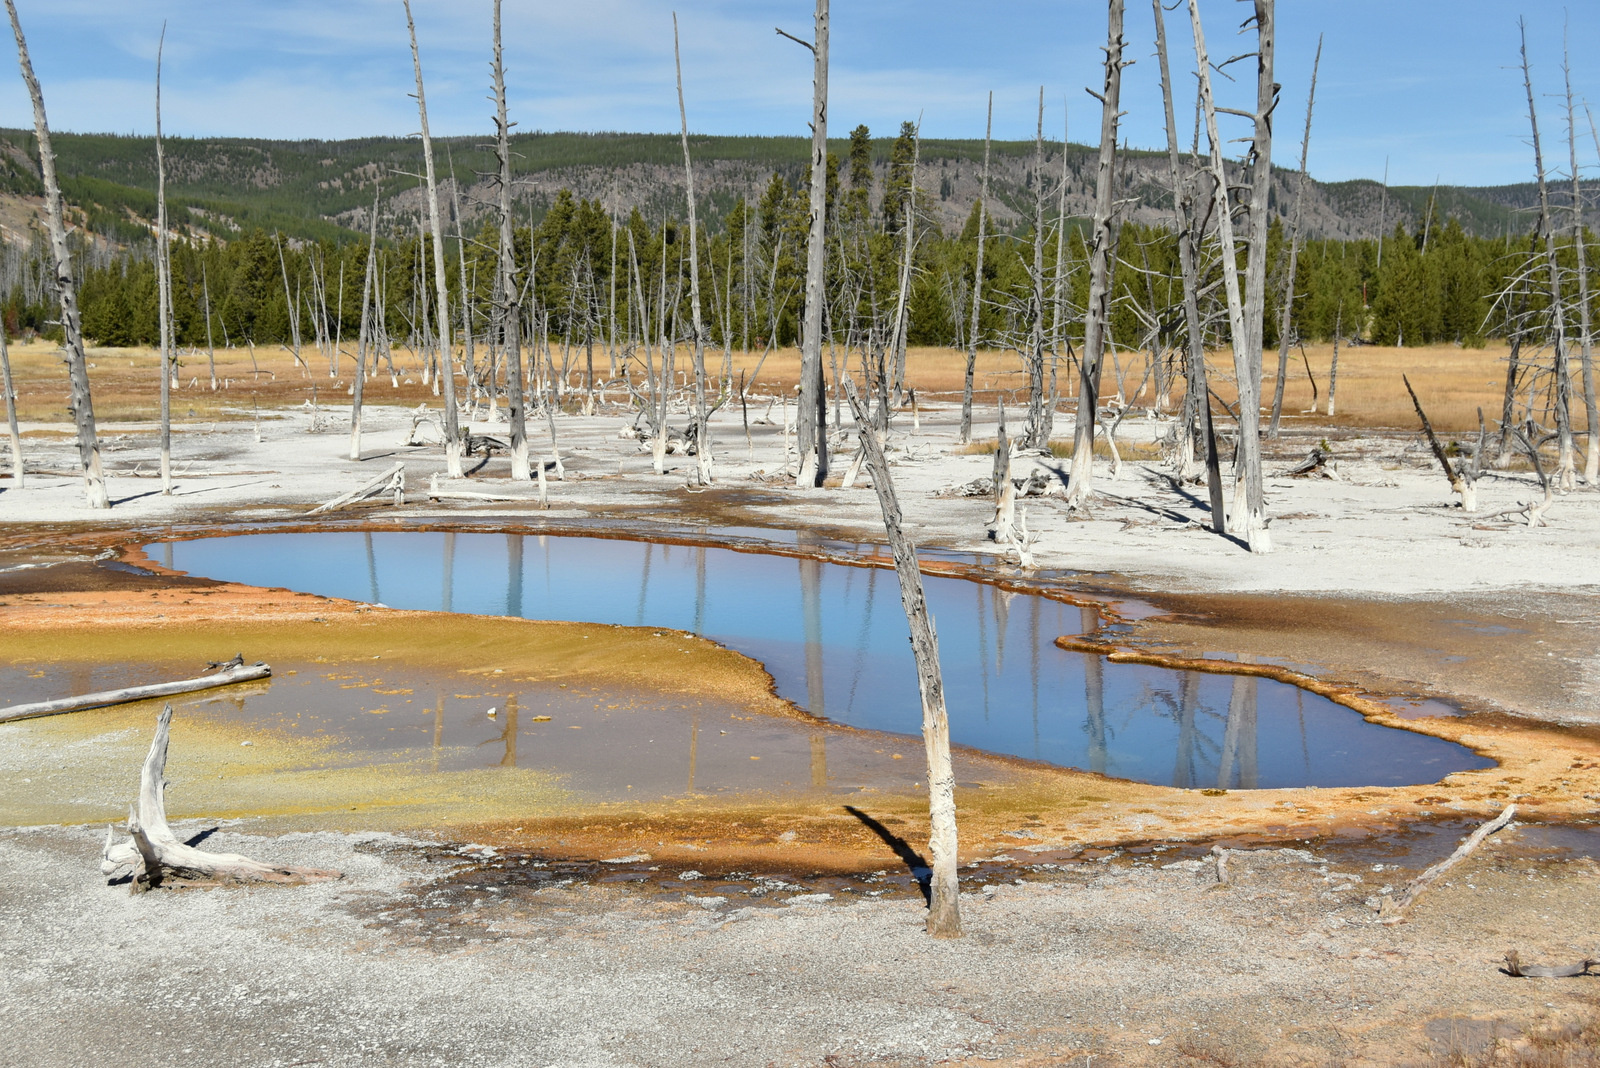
5;823;1598;1067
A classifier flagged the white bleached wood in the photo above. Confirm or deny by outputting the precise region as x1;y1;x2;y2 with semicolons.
0;663;271;725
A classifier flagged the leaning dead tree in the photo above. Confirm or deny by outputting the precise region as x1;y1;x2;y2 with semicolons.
491;0;531;481
1190;0;1274;553
1;309;19;486
1403;374;1477;511
843;377;960;939
404;0;463;478
1063;0;1126;511
674;12;714;486
102;705;341;891
777;0;829;487
7;0;107;508
958;92;993;445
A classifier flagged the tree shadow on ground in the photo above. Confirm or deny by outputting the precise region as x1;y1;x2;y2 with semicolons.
844;805;930;905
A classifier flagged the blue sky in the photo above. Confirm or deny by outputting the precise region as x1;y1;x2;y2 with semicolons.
3;0;1596;187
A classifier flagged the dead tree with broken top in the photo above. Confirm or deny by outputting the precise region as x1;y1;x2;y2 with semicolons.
7;0;107;508
843;376;961;939
0;320;19;486
1519;19;1576;492
1268;33;1321;438
404;0;464;478
959;93;993;446
1021;88;1053;451
1152;0;1224;531
154;24;174;495
491;0;531;480
1563;40;1598;486
777;0;828;487
1189;0;1274;553
1063;0;1126;511
675;12;714;486
349;183;382;461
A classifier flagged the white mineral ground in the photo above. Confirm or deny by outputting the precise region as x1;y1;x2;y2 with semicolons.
2;400;1599;1066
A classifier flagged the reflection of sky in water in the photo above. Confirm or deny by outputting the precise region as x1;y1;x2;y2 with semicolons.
157;533;1492;789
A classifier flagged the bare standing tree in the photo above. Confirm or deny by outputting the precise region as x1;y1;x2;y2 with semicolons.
1562;38;1598;486
7;0;107;508
1;316;19;486
959;93;993;445
1022;87;1052;450
1520;19;1576;491
154;24;174;495
843;377;960;939
1153;0;1224;531
404;0;464;478
674;12;714;485
349;183;381;461
1189;0;1274;553
492;0;530;480
1268;34;1321;437
777;0;828;487
1063;0;1126;511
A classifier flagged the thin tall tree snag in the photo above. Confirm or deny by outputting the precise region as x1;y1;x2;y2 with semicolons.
1520;20;1575;492
777;0;828;487
350;183;381;461
843;377;960;939
674;12;713;486
1403;374;1477;511
959;93;993;446
1189;0;1272;552
7;0;106;508
1;305;19;486
1268;33;1320;437
101;705;341;891
492;0;530;480
405;0;463;479
887;118;922;416
1023;87;1052;450
1153;0;1223;531
1063;0;1126;511
154;24;174;495
1564;43;1598;486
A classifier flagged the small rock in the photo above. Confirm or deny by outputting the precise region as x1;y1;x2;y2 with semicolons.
240;740;254;747
602;853;651;864
678;870;704;881
783;893;832;906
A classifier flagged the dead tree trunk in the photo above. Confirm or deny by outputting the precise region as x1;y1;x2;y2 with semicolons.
1063;0;1125;511
886;121;921;420
778;1;828;487
1189;0;1272;552
492;0;530;480
1564;47;1599;485
7;0;107;508
1404;374;1477;511
154;25;174;495
843;378;960;939
1;302;20;486
674;13;714;486
404;0;464;478
202;261;217;391
101;705;341;891
1023;87;1052;450
959;93;993;445
1521;21;1576;491
1268;34;1321;436
1153;0;1223;530
350;183;381;461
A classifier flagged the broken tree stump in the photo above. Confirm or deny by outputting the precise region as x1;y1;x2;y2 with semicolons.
101;705;341;891
307;461;405;514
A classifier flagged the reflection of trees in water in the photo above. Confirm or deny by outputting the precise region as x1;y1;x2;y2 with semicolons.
1080;606;1107;776
635;540;652;626
842;566;878;718
365;531;380;603
441;531;455;612
1217;674;1259;789
799;555;824;718
506;534;522;617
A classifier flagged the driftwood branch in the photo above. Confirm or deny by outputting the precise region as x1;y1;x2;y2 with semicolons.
1378;805;1515;923
307;462;405;514
1504;951;1597;978
102;705;341;890
0;662;271;725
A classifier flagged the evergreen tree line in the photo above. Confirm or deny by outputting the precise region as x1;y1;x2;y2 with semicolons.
6;123;1586;362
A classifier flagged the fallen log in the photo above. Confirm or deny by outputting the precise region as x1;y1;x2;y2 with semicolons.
1504;951;1597;978
426;473;531;502
307;461;404;514
102;704;341;890
1378;805;1516;923
0;662;272;725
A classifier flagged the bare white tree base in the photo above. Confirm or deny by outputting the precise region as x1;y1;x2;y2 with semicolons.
102;705;341;892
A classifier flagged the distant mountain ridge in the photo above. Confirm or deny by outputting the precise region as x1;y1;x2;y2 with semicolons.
0;128;1583;249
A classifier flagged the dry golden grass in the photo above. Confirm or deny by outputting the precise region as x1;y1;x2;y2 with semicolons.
1;337;1581;437
955;436;1164;462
